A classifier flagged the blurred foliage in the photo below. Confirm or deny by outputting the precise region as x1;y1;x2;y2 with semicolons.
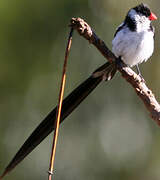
0;0;160;180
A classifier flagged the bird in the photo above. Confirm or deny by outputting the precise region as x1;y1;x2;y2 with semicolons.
112;3;157;77
0;4;157;179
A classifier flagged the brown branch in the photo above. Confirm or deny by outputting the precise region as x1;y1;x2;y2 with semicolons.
70;17;160;124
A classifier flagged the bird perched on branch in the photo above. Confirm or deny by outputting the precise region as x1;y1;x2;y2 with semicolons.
112;3;157;77
0;3;157;179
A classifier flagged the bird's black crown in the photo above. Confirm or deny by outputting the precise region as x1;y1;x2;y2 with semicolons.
133;3;151;17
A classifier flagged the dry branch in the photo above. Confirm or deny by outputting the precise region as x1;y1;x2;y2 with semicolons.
70;17;160;124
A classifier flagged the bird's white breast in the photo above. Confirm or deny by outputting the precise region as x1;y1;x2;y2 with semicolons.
112;27;154;67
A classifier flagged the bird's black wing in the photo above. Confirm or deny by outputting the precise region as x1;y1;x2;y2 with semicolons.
114;23;125;37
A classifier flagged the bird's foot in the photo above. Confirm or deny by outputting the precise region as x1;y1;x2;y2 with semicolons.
115;57;123;68
138;73;146;83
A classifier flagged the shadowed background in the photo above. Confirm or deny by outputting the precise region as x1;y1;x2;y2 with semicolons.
0;0;160;179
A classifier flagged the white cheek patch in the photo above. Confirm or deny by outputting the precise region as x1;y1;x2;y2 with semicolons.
128;9;151;32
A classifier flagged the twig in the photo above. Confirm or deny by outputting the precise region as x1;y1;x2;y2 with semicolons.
48;27;74;180
70;17;160;124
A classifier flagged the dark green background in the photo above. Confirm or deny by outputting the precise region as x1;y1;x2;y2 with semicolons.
1;0;160;179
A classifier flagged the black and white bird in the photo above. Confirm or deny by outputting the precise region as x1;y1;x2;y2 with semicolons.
0;5;158;179
112;3;157;76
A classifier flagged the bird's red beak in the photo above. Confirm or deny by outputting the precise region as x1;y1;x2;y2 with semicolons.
149;12;157;21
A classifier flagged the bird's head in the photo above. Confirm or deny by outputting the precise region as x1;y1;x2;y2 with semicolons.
126;3;157;32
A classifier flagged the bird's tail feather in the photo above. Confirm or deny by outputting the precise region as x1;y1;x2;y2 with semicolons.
0;61;116;178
